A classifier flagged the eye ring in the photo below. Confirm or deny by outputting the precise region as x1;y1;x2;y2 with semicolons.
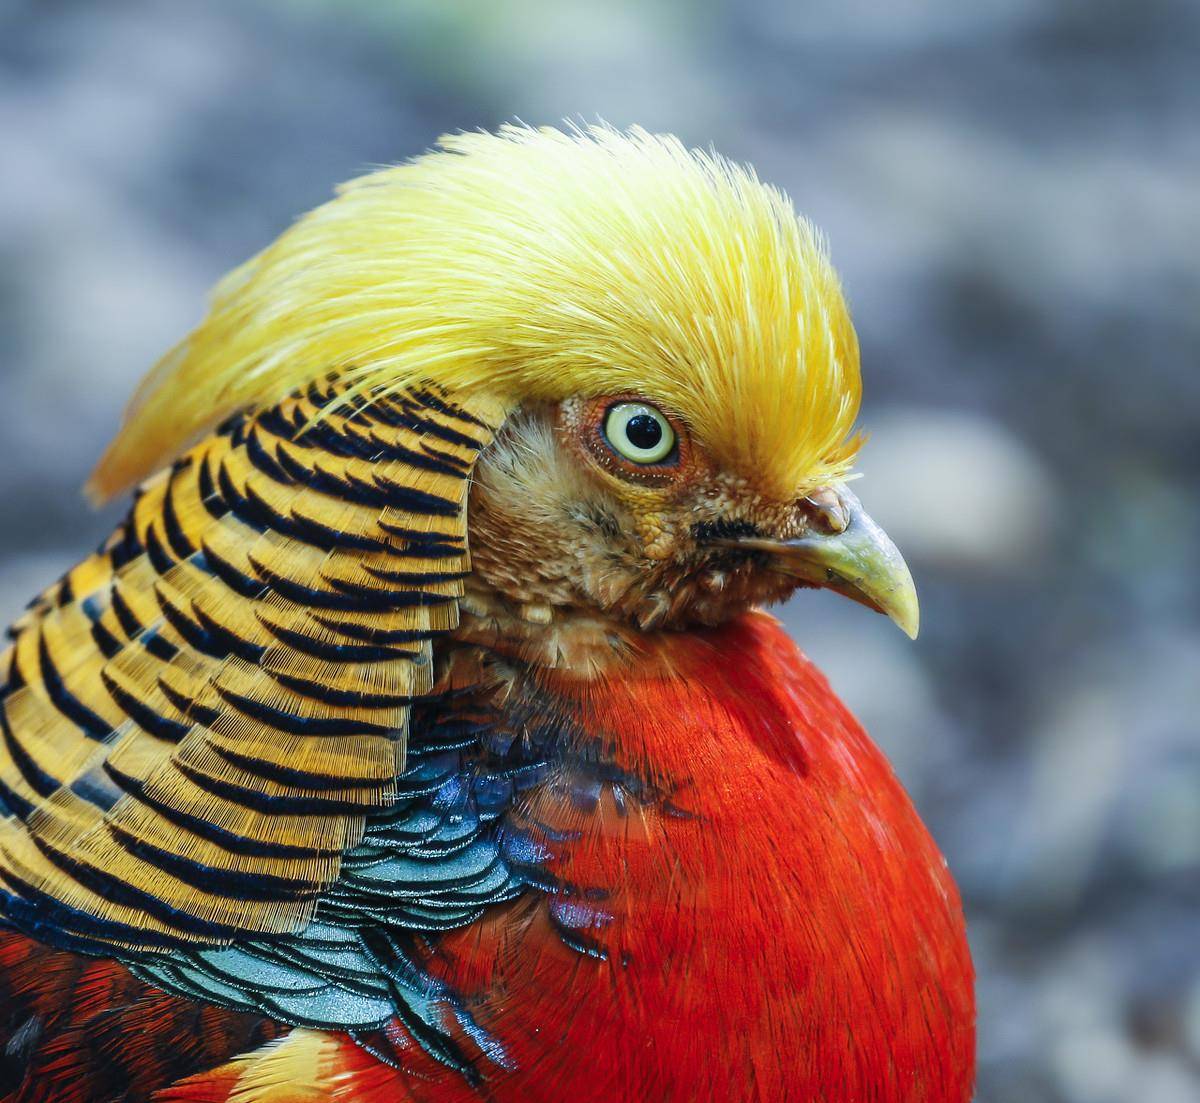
602;402;678;465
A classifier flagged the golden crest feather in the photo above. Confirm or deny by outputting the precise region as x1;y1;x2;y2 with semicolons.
90;122;861;504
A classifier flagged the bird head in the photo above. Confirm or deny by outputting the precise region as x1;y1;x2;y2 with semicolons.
90;123;917;643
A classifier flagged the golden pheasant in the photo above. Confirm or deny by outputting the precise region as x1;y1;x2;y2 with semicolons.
0;124;973;1102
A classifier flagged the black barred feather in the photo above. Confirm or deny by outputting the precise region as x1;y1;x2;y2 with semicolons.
0;382;502;950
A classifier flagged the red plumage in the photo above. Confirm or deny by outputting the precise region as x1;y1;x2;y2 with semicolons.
2;613;972;1101
390;613;975;1101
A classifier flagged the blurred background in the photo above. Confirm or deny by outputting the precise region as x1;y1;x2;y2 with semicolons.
1;1;1197;1098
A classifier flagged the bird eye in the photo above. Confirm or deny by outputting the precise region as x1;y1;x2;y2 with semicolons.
603;403;677;465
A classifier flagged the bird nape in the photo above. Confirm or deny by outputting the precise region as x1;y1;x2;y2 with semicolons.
0;123;973;1103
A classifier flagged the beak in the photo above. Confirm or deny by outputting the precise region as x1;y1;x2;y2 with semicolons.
712;488;920;639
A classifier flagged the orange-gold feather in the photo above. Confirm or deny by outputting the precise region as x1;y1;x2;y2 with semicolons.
0;381;504;948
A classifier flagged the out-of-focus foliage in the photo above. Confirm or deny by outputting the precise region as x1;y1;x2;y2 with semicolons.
1;2;1197;1099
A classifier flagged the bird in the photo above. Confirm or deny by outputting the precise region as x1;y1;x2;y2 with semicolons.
0;123;974;1102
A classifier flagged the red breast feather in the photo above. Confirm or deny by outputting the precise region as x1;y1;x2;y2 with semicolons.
3;611;970;1102
328;610;975;1102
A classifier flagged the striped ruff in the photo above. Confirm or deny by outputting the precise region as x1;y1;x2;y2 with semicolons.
0;380;503;951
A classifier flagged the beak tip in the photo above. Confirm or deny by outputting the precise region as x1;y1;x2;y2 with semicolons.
881;586;920;640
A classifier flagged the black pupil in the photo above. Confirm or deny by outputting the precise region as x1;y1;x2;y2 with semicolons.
625;413;663;451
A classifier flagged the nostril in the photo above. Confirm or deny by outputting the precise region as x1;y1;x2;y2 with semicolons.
801;487;850;535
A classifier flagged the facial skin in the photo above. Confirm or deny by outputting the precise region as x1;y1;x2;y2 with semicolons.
462;396;914;661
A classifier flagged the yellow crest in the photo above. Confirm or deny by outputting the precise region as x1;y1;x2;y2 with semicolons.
91;123;861;504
